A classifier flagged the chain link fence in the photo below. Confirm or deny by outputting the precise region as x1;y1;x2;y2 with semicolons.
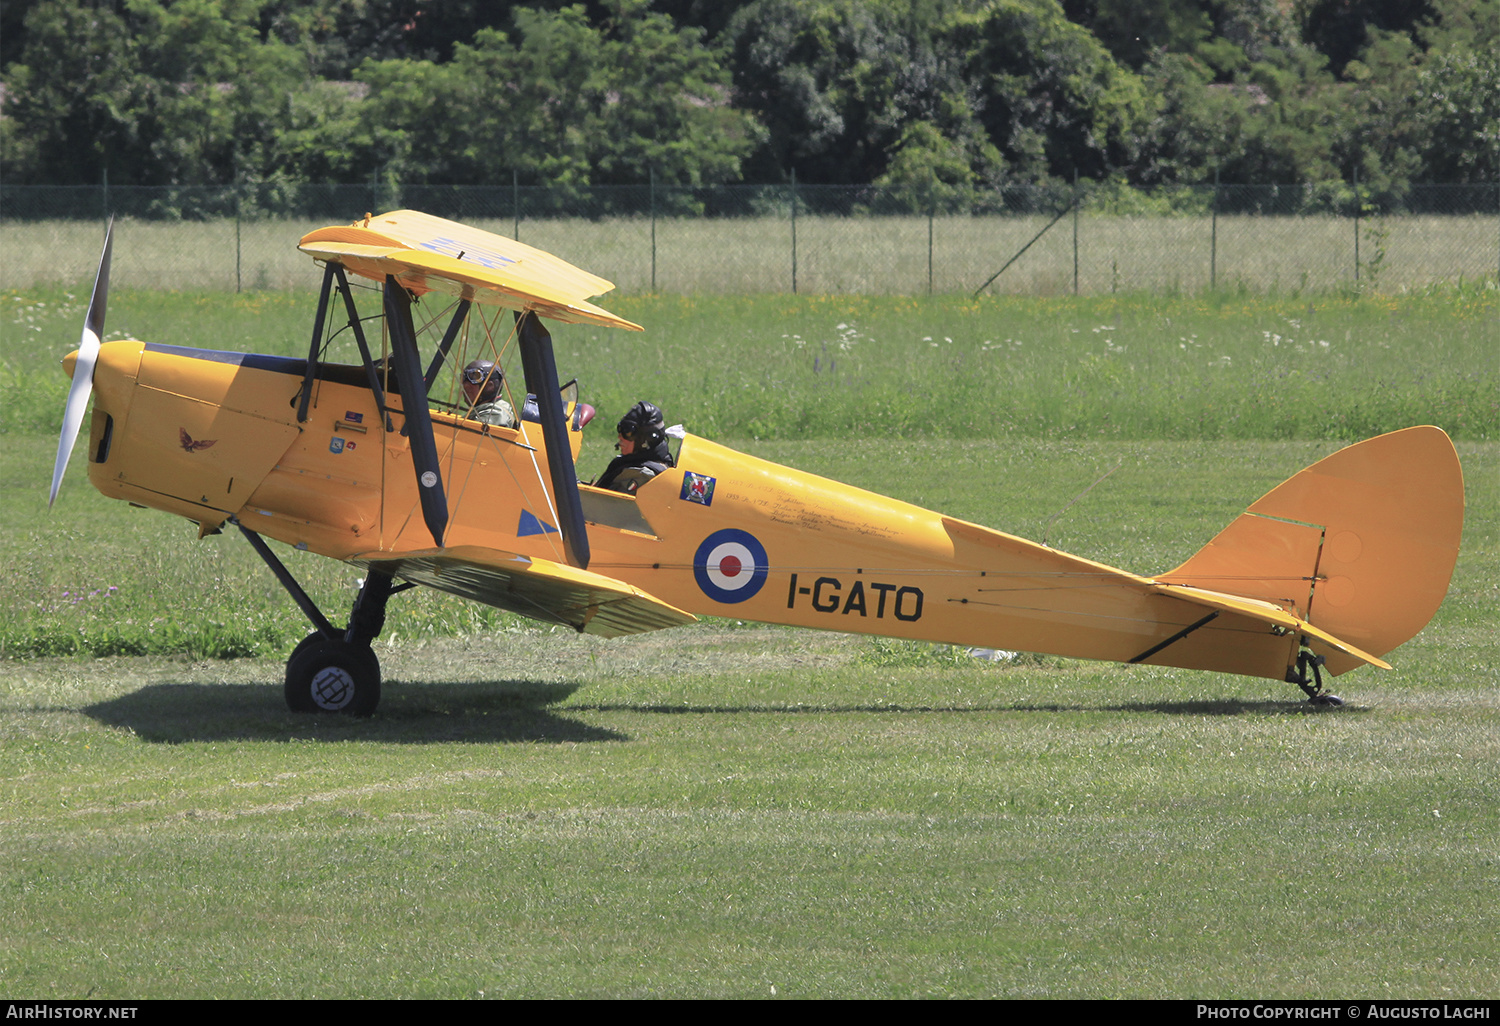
2;181;1495;294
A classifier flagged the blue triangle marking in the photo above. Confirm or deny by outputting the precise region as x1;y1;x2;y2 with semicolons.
517;509;559;537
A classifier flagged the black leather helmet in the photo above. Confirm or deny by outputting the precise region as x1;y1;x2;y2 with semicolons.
617;401;666;450
462;359;502;404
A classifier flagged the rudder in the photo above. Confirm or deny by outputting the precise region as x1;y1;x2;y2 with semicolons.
1158;427;1464;675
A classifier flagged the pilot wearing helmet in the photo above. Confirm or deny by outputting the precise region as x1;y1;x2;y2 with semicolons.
461;359;516;429
596;400;674;494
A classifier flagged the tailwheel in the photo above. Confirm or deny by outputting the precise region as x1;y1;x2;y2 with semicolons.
1287;647;1343;707
285;633;382;716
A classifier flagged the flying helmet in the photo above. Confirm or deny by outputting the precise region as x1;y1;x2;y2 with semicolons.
617;400;666;451
462;359;502;405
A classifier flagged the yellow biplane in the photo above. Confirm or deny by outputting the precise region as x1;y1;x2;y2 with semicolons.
51;212;1464;715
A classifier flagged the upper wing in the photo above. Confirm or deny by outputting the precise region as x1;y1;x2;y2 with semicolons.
298;210;642;331
350;544;695;638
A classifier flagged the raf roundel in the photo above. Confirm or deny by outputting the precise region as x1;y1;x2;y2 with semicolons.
694;529;769;604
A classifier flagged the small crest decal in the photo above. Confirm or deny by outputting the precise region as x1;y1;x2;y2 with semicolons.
329;437;346;454
680;472;716;506
179;428;216;453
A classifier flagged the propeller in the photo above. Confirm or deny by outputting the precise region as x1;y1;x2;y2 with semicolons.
49;217;114;507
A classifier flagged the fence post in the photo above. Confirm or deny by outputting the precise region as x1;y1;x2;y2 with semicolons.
1353;168;1360;284
1211;168;1219;290
790;168;798;295
1072;170;1080;295
513;170;520;241
235;182;242;294
928;203;934;295
650;167;657;292
101;168;109;223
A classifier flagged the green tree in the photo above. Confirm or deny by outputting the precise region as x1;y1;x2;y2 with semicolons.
1405;0;1500;181
3;0;306;187
1408;48;1500;181
874;119;997;211
723;0;996;185
2;0;146;185
1300;0;1436;76
954;0;1152;182
349;2;759;188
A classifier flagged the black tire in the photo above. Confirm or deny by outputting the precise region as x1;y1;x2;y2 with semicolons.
283;632;330;713
284;635;381;716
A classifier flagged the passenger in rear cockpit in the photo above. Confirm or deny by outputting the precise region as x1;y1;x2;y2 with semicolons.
595;401;674;494
461;359;517;428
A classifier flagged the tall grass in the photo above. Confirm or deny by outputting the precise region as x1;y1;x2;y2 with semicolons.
2;213;1496;293
4;287;1495;440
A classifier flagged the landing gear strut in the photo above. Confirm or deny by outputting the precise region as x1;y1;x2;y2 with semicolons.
1287;647;1344;707
237;524;408;716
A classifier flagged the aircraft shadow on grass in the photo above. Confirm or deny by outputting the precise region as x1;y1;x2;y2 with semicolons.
1106;697;1370;716
568;697;1366;717
80;680;1364;744
82;678;625;744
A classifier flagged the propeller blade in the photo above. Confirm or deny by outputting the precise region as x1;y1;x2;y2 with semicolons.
50;218;114;507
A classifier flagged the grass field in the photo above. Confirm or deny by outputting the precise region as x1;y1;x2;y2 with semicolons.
1;282;1496;997
2;435;1496;998
2;212;1497;294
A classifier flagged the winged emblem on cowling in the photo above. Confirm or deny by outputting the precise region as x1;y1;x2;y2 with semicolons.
179;428;217;453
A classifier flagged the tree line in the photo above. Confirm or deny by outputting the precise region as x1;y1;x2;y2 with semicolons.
2;0;1495;200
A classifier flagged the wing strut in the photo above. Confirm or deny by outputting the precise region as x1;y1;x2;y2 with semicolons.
384;276;450;549
423;299;472;391
296;262;337;423
333;265;394;432
516;310;590;570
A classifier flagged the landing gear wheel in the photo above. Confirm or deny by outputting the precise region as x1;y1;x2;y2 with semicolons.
284;634;381;716
1288;647;1342;708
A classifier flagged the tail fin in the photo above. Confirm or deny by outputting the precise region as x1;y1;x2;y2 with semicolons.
1158;426;1464;676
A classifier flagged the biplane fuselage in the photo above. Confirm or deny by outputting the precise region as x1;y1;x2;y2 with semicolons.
55;211;1463;714
75;334;1457;683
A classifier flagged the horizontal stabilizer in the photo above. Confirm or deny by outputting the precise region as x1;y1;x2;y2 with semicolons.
351;544;695;638
1150;583;1391;670
299;210;642;331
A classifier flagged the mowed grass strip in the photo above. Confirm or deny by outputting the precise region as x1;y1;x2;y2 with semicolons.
2;433;1496;997
3;631;1498;998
